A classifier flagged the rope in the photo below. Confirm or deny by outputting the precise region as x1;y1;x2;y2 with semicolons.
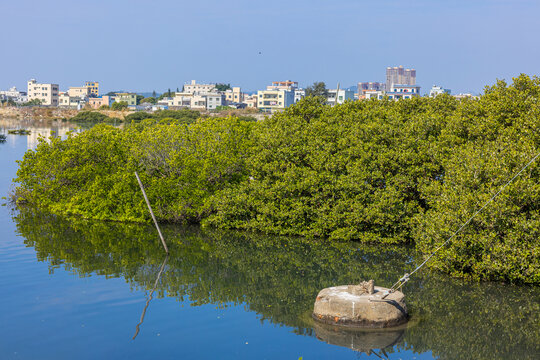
388;150;540;294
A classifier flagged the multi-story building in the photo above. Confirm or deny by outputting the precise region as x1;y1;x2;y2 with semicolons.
364;90;386;100
58;92;85;108
386;66;416;91
267;80;298;91
243;94;258;108
88;96;113;109
257;88;295;113
171;92;193;108
0;87;27;103
85;81;99;96
429;85;451;97
158;97;175;107
184;80;216;94
327;89;354;105
386;84;421;100
114;93;137;106
205;93;224;110
68;86;90;98
224;87;242;104
294;89;305;103
27;79;59;106
358;82;385;99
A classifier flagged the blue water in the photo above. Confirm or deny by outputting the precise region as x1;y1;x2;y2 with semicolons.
0;120;538;360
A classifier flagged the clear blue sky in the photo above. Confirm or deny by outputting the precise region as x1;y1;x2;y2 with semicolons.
1;0;539;94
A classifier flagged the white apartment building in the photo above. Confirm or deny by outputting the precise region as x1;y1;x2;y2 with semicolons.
172;92;193;108
327;89;354;105
68;86;90;98
172;91;223;110
243;94;258;108
429;85;451;97
386;84;421;100
27;79;59;106
0;87;27;103
58;93;85;109
365;90;385;100
266;80;298;91
294;89;305;103
183;80;216;94
205;93;223;110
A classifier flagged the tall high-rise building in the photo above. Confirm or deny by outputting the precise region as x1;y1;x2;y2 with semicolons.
386;66;416;91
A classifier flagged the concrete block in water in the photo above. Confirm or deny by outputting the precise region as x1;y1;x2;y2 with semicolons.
313;285;408;328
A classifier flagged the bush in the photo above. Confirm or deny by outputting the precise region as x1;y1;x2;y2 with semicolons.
124;109;202;124
70;111;120;124
15;117;254;223
111;101;128;110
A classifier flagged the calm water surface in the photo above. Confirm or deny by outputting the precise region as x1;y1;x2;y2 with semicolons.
1;120;539;359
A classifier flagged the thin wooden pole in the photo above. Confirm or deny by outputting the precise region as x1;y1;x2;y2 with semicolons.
134;171;169;254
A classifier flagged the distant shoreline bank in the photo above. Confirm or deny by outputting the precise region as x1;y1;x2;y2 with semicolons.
0;106;129;121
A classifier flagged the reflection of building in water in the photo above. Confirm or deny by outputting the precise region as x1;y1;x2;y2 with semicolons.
0;119;81;149
26;124;77;148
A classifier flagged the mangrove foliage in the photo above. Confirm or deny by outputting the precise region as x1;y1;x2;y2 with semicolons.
13;75;540;284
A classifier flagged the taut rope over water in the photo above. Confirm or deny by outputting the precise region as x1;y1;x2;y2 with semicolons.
385;150;540;297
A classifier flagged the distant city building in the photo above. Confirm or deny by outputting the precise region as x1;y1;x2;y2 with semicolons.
158;97;175;107
85;81;99;96
184;80;216;94
242;94;258;108
68;86;90;98
429;85;451;97
27;79;59;106
88;96;113;109
114;93;137;106
171;92;193;108
58;92;85;109
358;82;385;99
0;87;27;103
327;89;354;105
453;93;477;100
364;90;385;100
294;89;305;103
224;87;242;104
386;84;421;100
267;80;298;91
386;66;416;91
257;88;295;113
171;91;223;110
205;93;224;110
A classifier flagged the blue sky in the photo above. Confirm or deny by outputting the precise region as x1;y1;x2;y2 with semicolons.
1;0;539;94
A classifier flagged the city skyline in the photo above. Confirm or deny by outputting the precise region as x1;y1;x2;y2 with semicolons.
1;0;539;94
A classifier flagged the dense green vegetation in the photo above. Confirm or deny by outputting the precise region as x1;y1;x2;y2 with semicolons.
69;111;121;123
111;101;128;110
124;108;202;123
14;209;540;359
13;75;540;284
215;83;232;92
8;129;31;135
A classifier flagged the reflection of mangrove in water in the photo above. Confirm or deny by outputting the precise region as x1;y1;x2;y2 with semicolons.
14;209;540;359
